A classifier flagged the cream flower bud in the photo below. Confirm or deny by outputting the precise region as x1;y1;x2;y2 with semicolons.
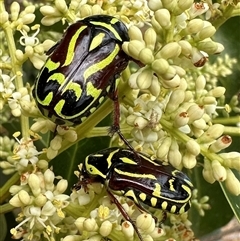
199;124;225;143
18;190;31;205
202;96;217;105
225;169;240;196
128;25;143;41
162;66;177;80
41;16;62;26
187;104;204;123
197;40;219;54
84;218;98;232
22;14;35;25
221;152;240;171
151;16;163;33
182;152;197;169
9;195;22;207
0;11;9;24
151;58;169;75
137;69;152;89
192;118;206;130
172;65;186;77
156;42;181;59
186;139;200;156
209;135;232;153
178;0;194;11
75;217;86;232
203;159;215;184
10;2;20;21
144;28;157;51
55;0;68;13
99;220;112;237
150;227;165;238
178;40;192;57
196;26;216;40
149;75;161;96
195;75;206;97
92;5;103;15
173;112;189;128
155;9;171;29
50;135;62;151
148;0;163;11
134;116;149;129
15;49;24;62
166;89;185;113
186;19;204;34
79;4;92;17
44;169;55;186
161;0;177;11
136;213;155;232
35;193;47;207
213;42;224;54
56;179;68;193
128;40;145;60
207;87;226;98
168;140;182;168
40;6;59;15
28;173;41;196
122;221;134;239
157;137;172;159
212;160;227;182
139;48;154;65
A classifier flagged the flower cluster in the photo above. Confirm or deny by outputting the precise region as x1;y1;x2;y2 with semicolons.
1;0;240;241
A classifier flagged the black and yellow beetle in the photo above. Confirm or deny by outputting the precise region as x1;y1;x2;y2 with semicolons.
33;15;134;139
74;147;193;241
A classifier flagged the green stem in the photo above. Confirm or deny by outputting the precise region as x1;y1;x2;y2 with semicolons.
0;0;29;138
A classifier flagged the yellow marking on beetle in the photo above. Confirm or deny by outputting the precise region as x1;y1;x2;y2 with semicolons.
81;116;87;122
161;201;168;210
90;20;122;41
62;81;82;101
110;18;119;25
182;185;192;199
85;155;106;178
139;193;147;201
83;45;120;81
170;205;177;214
152;183;161;197
179;203;188;214
172;170;180;177
39;92;53;106
45;59;60;72
47;73;65;84
99;96;105;104
54;99;65;116
169;179;176;192
89;33;105;51
86;82;102;98
114;168;157;180
125;190;138;203
63;25;87;66
150;197;157;207
106;149;120;168
92;154;104;157
119;157;137;165
90;107;96;113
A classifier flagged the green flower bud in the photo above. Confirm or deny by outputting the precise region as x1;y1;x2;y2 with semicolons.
128;40;145;60
41;16;62;26
162;66;177;80
221;152;240;171
155;9;171;29
186;19;204;34
148;0;162;11
202;160;215;184
55;0;68;13
207;87;226;98
144;28;157;51
197;40;219;54
137;68;152;89
196;25;216;40
92;5;103;15
0;11;9;25
139;48;154;65
178;40;192;57
151;58;169;75
178;0;194;11
151;16;163;33
128;25;143;41
156;42;181;59
79;4;92;17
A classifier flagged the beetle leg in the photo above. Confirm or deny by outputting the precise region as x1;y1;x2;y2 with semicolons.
107;189;144;241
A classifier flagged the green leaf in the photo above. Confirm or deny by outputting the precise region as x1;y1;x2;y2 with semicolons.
0;214;7;241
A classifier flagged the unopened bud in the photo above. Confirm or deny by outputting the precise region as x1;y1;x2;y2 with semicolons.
209;135;232;153
155;9;171;29
144;28;157;51
225;169;240;196
128;25;143;41
212;160;227;181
